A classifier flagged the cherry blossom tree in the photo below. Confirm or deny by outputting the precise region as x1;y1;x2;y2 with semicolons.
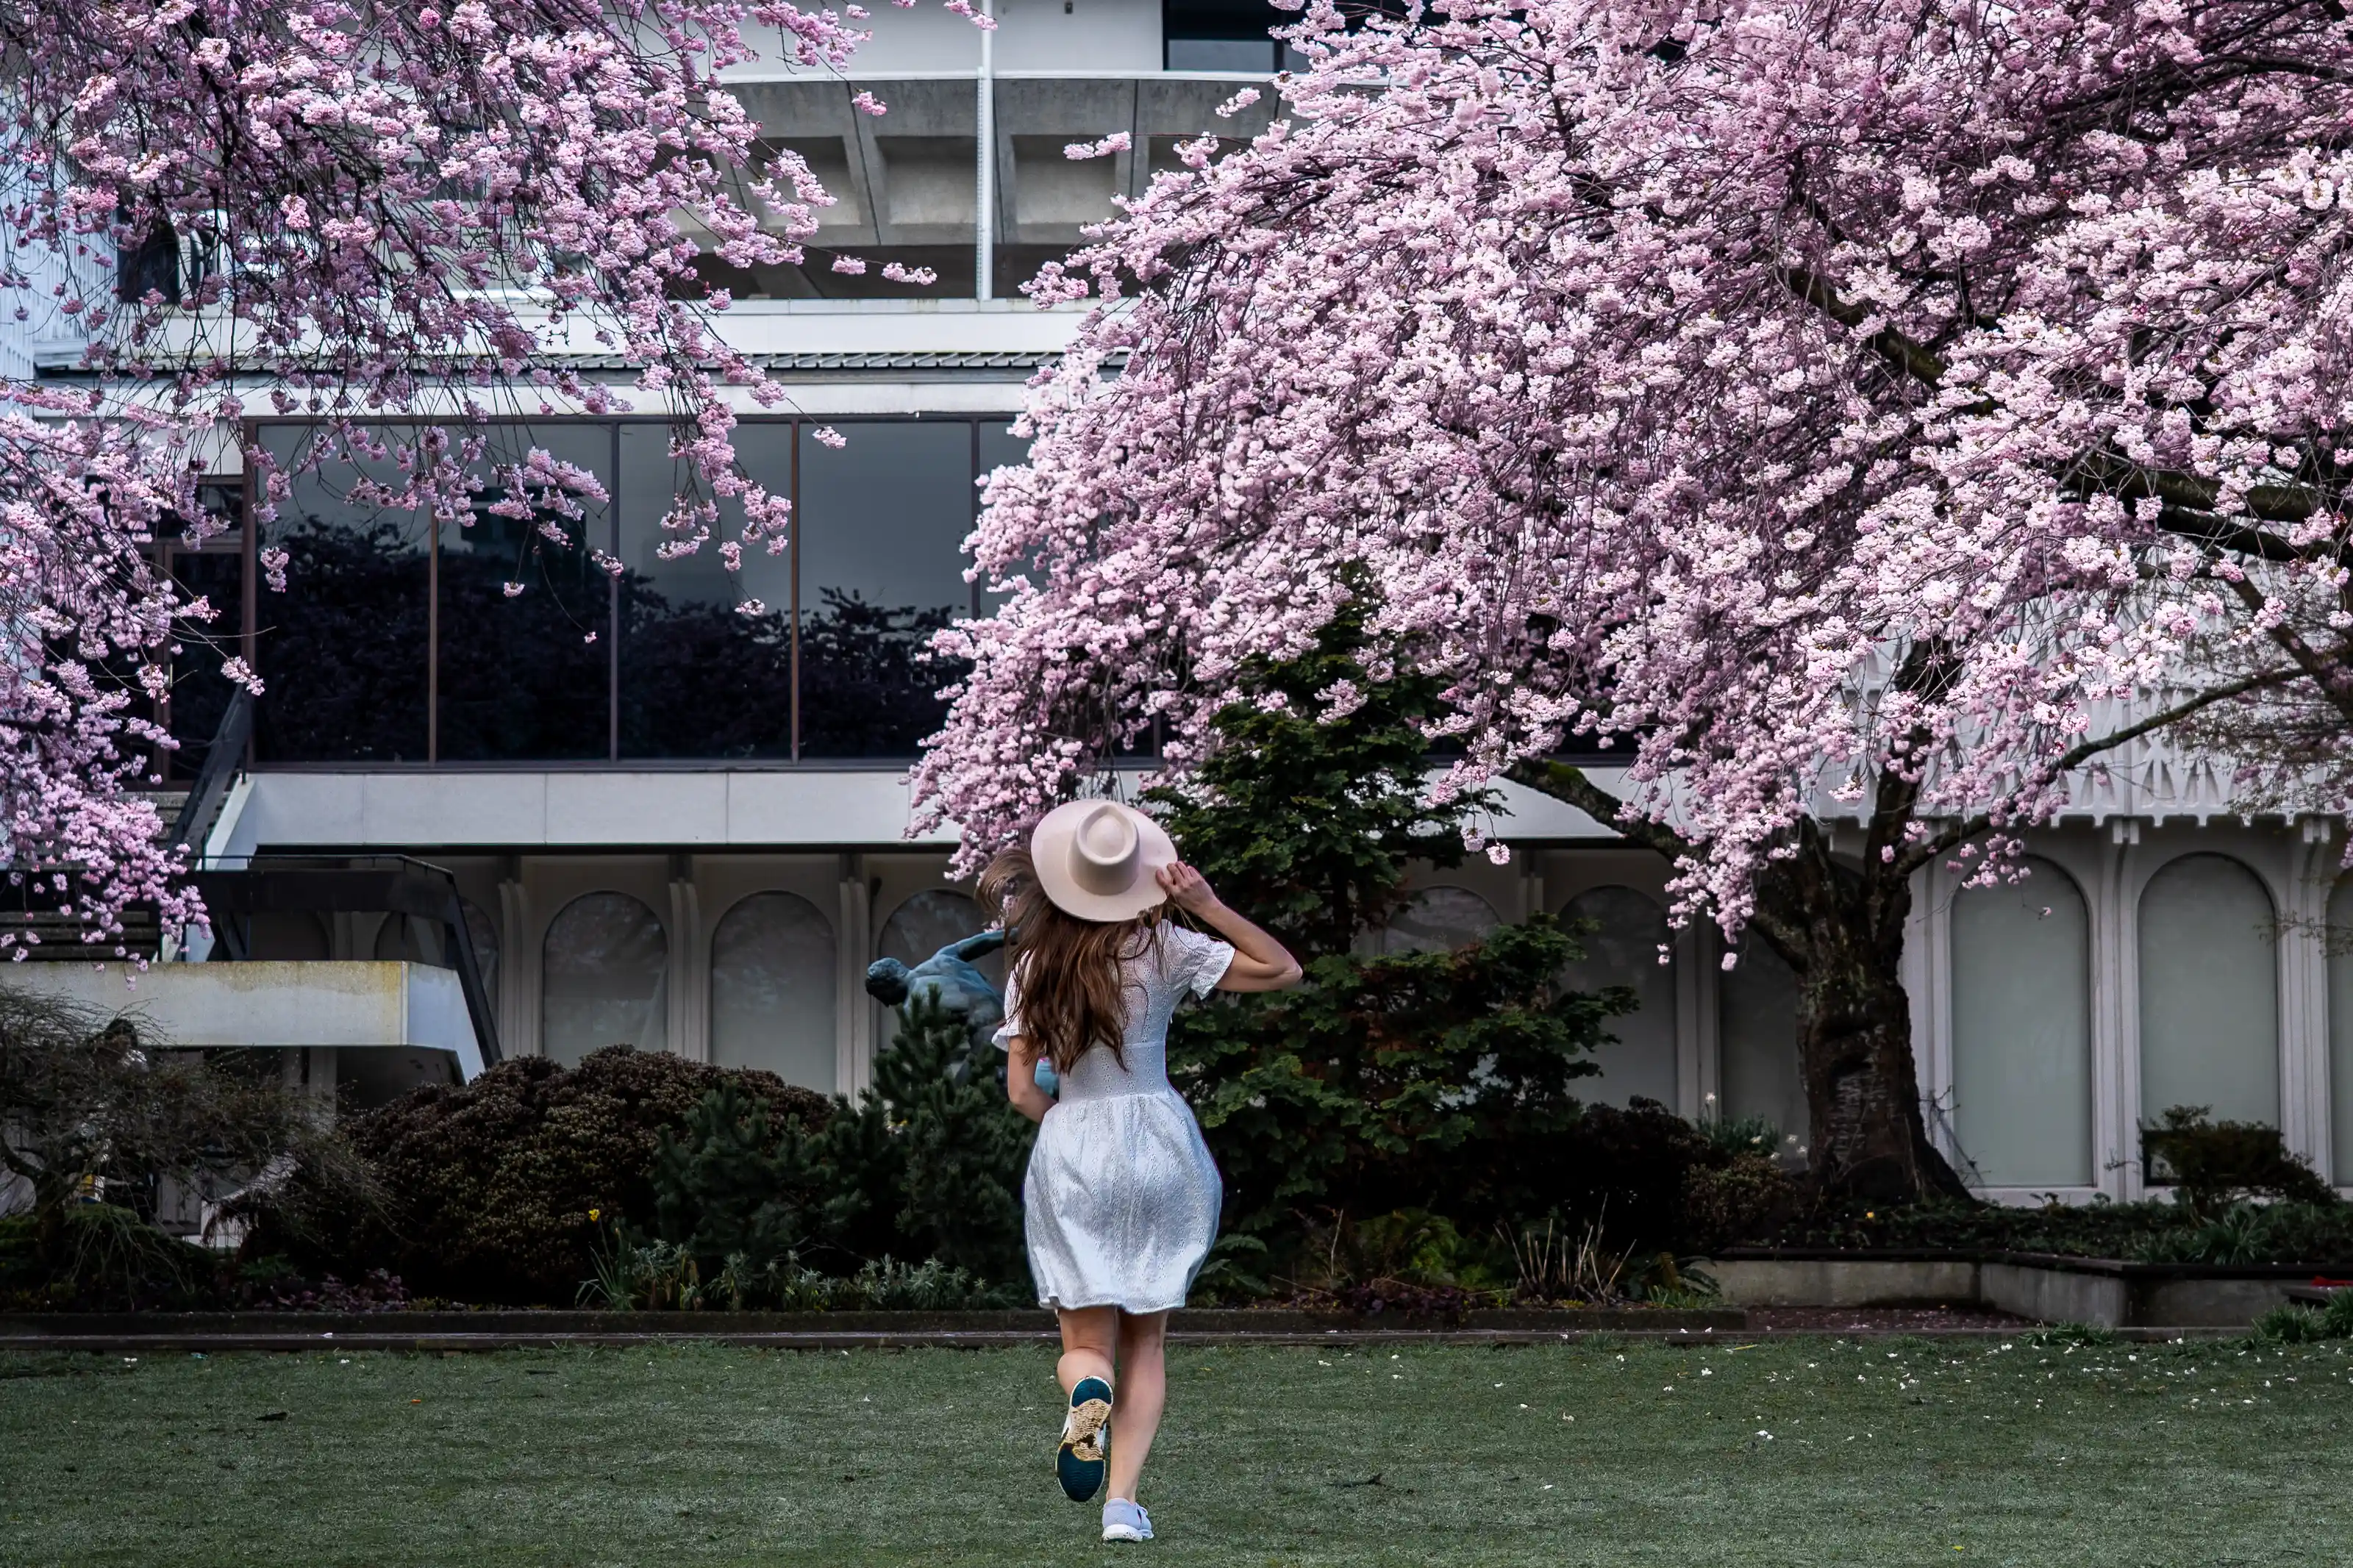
915;0;2353;1197
2;0;937;954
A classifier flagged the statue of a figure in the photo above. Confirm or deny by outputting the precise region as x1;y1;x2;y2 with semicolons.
864;928;1058;1094
865;928;1009;1050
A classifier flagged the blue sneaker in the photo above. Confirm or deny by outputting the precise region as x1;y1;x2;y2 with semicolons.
1056;1377;1113;1502
1101;1499;1154;1542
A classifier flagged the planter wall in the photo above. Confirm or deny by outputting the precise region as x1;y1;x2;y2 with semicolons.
1707;1251;2329;1328
1704;1257;1981;1309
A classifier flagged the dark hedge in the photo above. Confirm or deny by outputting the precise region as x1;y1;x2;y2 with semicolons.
271;1046;828;1304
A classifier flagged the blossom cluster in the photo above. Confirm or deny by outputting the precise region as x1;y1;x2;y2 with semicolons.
2;0;952;950
914;0;2353;937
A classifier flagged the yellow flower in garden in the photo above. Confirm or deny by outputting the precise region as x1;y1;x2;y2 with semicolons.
589;1207;602;1222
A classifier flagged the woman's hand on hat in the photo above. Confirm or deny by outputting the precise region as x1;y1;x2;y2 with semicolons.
1155;860;1220;915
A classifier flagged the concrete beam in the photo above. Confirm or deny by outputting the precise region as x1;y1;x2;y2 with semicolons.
5;961;482;1078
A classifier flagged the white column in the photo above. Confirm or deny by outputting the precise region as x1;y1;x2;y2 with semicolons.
1906;857;1958;1170
2285;818;2335;1172
1690;921;1723;1117
2097;820;2142;1200
498;874;536;1059
837;854;873;1098
668;869;705;1062
1674;918;1706;1120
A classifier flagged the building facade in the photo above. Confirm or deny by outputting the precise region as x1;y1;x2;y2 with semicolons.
10;0;2348;1207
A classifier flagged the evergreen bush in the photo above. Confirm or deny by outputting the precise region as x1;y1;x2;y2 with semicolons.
1143;601;1672;1265
2139;1106;2338;1211
649;996;1035;1289
266;1046;829;1304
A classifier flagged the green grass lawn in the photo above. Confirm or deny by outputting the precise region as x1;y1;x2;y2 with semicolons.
4;1333;2351;1566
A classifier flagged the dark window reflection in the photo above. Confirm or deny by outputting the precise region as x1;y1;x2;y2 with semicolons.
246;416;1029;767
436;425;613;762
798;420;976;758
617;422;794;759
253;428;429;762
163;546;243;779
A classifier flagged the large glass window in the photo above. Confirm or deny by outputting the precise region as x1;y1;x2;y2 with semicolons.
160;482;246;781
2138;853;2279;1128
797;421;978;757
1558;887;1676;1107
248;417;1023;765
435;423;613;762
618;422;795;759
1720;937;1807;1144
541;892;668;1064
252;426;430;762
1952;859;2093;1186
710;892;838;1092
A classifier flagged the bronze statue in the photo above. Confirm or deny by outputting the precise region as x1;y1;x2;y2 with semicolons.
865;928;1057;1093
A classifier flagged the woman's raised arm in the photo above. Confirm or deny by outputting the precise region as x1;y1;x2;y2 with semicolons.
1154;862;1304;992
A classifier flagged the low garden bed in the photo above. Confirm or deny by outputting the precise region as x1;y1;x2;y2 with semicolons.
1704;1247;2353;1328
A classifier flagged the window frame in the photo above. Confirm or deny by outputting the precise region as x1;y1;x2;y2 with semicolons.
240;414;1011;768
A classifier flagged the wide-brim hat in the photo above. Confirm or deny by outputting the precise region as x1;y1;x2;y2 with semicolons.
1029;799;1178;923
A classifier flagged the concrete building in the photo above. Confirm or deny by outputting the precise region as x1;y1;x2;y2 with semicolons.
7;0;2347;1208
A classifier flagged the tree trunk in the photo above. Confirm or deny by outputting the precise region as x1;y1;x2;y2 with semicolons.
1511;759;1969;1203
1762;848;1969;1202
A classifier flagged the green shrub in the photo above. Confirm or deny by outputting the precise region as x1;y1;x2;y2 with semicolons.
2254;1303;2329;1344
0;1204;218;1311
1682;1150;1797;1253
579;1234;1025;1312
2140;1106;2338;1211
265;1046;829;1304
647;996;1035;1289
1171;924;1620;1242
1753;1193;2353;1267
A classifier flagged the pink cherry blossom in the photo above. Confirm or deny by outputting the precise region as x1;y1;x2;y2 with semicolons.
916;0;2353;951
4;0;969;948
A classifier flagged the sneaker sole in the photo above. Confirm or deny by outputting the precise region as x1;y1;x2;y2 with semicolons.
1057;1396;1111;1502
1101;1525;1147;1542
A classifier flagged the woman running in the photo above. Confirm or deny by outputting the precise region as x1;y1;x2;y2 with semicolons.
982;800;1302;1544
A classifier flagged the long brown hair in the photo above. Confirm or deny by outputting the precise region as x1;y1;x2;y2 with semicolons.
978;846;1162;1075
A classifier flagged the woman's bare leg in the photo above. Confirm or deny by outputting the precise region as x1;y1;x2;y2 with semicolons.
1057;1306;1118;1395
1105;1310;1168;1502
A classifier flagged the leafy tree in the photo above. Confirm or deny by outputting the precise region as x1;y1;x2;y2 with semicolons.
649;1083;810;1269
0;989;352;1306
1140;609;1626;1242
651;998;1035;1286
918;0;2353;1200
1174;925;1620;1239
1144;592;1497;957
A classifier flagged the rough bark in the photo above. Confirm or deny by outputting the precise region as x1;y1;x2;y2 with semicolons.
1510;759;1968;1202
1757;831;1970;1202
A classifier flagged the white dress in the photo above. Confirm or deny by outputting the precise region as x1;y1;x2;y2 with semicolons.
994;922;1233;1314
